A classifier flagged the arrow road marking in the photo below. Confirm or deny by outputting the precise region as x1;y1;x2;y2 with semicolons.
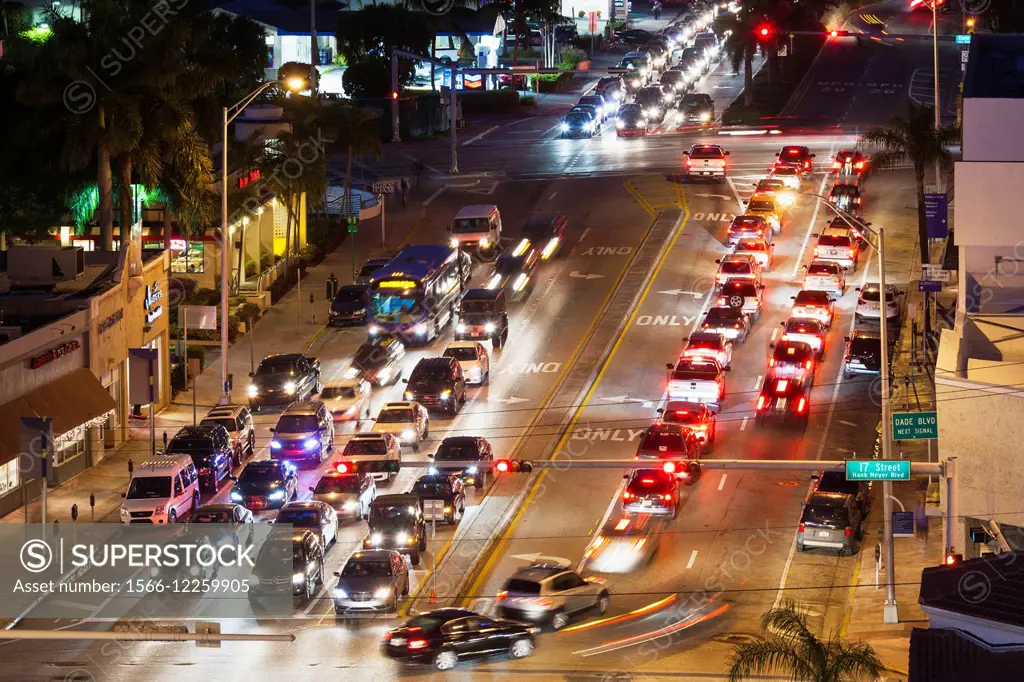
492;396;529;405
600;396;655;408
694;193;732;200
570;271;603;280
511;553;571;565
658;289;704;298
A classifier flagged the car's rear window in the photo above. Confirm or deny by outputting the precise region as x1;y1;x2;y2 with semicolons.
818;235;852;247
639;431;685;452
720;261;752;274
689;147;723;159
722;282;757;296
748;199;775;212
773;344;813;361
804;504;848;526
629;471;673;489
849;337;881;354
706;308;741;320
861;289;894;303
807;263;838;275
795;291;831;305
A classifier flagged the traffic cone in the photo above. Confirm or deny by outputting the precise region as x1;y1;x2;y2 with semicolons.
429;587;437;604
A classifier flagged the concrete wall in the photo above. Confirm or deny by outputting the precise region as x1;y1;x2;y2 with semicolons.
953;162;1024;246
963;99;1024;161
0;311;89;405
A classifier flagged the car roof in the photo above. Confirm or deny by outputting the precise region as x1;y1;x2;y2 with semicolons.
806;491;849;507
851;329;882;340
245;460;290;472
195;503;239;512
349;549;398;561
322;377;362;388
372;493;420;505
172;425;222;438
281;401;322;415
454;204;499;219
281;500;320;510
462;288;502;300
350;433;389;441
204;405;247;419
381;401;416;410
414;357;454;368
688;332;724;344
260;353;305;363
136;455;196;473
445;341;480;350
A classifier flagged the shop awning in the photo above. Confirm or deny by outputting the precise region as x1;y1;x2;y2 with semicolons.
0;368;116;466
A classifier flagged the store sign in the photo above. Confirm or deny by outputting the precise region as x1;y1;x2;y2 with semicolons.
238;168;261;189
169;239;187;252
98;308;124;334
31;340;81;369
144;281;163;324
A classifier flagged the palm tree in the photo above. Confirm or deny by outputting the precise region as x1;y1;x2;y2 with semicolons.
862;101;959;265
724;14;759;107
323;104;382;225
728;601;886;682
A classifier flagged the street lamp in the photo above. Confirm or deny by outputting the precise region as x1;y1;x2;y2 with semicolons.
804;192;899;623
219;75;309;405
929;0;942;191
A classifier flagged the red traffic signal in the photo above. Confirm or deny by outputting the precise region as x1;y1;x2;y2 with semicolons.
333;460;400;475
757;24;772;38
391;91;399;100
495;459;533;473
944;552;963;566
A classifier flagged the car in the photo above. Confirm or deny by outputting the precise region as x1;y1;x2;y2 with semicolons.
768;164;803;190
767;340;817;383
791;290;835;327
673;56;701;83
310;471;376;521
855;283;901;320
797;491;863;555
621;469;681;518
190;503;254;526
715;253;762;286
639;43;668;70
666;357;728;409
813;471;871;516
843;330;883;378
344;334;406;386
661;25;688;47
372;401;430;451
753;177;796;209
247;353;321;411
618;52;652;90
363;493;427;565
659;69;687;94
700;306;751;342
381;608;538;669
230;459;298;511
411;472;466;525
733;237;774;270
803;259;846;296
403;356;468;415
250;528;324;602
715;279;765;322
269;400;335;464
684;143;729;181
200;405;256;466
329;284;368;326
726;215;772;247
522;211;567;260
334;549;410;614
644;37;672;58
277;500;339;550
456;288;509;347
577;94;610;121
636;85;669;122
657;400;716;453
443;341;490;386
429;436;494;489
497;560;610;630
320;378;371;424
693;32;720;59
581;515;660;573
164;425;234;492
636;422;703;476
338;433;402;483
813;227;860;269
594;76;626;103
755;377;811;428
681;331;733;368
744;192;783;232
615;103;648;136
569;104;600;124
355;257;392;285
828;182;863;216
485;239;539;301
679;93;715;124
832;149;867;175
560;110;599;138
617;29;654;46
780;317;828;358
775;145;814;174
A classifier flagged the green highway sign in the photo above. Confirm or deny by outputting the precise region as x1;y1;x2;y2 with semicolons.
845;460;911;481
892;411;938;440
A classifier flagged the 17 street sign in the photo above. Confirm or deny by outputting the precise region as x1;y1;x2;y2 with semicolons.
892;411;938;440
845;460;911;481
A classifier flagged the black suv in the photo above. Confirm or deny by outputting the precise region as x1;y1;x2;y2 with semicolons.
403;357;467;415
230;459;298;511
457;288;509;347
250;528;325;603
329;284;368;326
813;471;871;516
411;473;466;525
364;494;428;566
248;353;322;411
165;425;233;491
429;436;494;488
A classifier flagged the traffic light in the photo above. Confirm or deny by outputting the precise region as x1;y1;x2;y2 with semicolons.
494;459;533;473
828;29;850;38
391;91;399;100
757;24;772;39
966;17;975;33
944;551;963;566
661;460;700;485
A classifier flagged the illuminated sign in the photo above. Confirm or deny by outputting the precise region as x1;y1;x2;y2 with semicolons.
463;74;483;90
144;281;163;324
377;280;419;289
169;239;187;252
32;340;81;369
238;168;261;189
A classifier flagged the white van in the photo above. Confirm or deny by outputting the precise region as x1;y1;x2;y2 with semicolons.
449;205;502;260
119;455;200;524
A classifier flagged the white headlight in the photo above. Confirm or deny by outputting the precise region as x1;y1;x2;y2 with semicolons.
396;532;409;545
374;587;391;599
367;325;380;335
479;237;490;248
616;120;625;129
513;273;529;291
450;238;460;248
401;429;415;441
440;390;452;400
293;572;305;584
457;322;466;333
559;122;570;132
484;322;496;333
334;588;348;599
584;121;595;131
700;112;711;122
370;533;383;545
247;385;258;397
487;274;502;289
284;381;297;395
342;501;357;511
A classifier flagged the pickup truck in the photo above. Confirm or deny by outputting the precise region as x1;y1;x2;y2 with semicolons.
247;353;321;410
683;143;729;181
666;357;728;411
337;433;402;483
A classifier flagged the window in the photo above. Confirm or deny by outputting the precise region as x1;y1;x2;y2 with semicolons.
55;430;87;466
170;242;205;274
0;459;20;497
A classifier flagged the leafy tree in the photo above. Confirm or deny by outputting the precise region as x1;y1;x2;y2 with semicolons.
862;101;958;265
728;601;886;682
336;5;431;98
321;103;381;228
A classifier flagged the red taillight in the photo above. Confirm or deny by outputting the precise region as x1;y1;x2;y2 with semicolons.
756;395;766;411
686;160;692;167
409;639;428;649
844;527;852;537
769;357;775;367
797;397;807;413
805;359;813;370
382;632;393;641
734;323;741;329
663;493;673;502
623;491;634;500
798;523;805;533
855;161;864;169
497;590;508;601
833;161;840;169
804;161;810;168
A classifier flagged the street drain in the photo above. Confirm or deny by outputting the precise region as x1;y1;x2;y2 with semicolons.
711;633;761;645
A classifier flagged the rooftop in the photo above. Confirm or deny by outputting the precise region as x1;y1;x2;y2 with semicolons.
919;551;1024;629
909;627;1024;682
964;34;1024;99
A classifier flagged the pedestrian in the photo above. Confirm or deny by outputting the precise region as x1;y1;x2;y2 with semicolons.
653;1;662;20
401;177;409;208
914;492;929;547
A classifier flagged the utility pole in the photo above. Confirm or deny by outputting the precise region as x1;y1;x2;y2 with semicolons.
877;225;899;624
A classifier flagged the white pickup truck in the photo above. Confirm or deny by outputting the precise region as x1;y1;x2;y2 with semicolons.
337;433;402;482
665;357;729;411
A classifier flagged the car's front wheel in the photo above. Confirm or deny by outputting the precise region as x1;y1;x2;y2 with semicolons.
434;650;458;671
509;638;534;660
551;611;570;631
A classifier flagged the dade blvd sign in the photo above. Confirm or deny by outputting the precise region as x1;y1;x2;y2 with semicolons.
845;460;911;481
892;411;938;441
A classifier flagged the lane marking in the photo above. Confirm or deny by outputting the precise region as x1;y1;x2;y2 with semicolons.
770;327;779;343
789;166;837;280
462;125;501;146
423;186;446;206
717;473;727;491
754;374;763;388
725;176;747;215
740;416;748;431
549;192;558;200
686;549;699;569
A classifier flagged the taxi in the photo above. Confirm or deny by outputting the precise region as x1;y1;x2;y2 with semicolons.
753;178;797;210
744;192;783;233
733;237;774;270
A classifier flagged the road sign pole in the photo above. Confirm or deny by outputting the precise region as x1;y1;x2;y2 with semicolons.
945;457;958;556
878;226;899;624
381;192;387;247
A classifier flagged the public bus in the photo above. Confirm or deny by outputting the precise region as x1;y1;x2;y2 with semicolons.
366;245;471;343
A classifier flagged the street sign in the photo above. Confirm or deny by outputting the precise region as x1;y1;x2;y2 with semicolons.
955;34;971;44
892;410;938;440
845;460;911;481
922;264;951;282
371;180;396;195
924;193;948;239
588;12;598;34
919;280;942;293
892;511;915;537
347;216;358;233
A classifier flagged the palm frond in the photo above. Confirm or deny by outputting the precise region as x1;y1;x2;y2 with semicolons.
727;640;816;682
825;638;885;682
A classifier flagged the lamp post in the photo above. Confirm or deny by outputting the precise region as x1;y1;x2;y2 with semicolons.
930;0;942;192
804;193;899;622
219;77;308;405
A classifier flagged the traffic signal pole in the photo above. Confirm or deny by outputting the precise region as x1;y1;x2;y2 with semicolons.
440;459;946;474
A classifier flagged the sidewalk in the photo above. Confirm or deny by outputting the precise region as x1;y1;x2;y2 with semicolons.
0;185;435;527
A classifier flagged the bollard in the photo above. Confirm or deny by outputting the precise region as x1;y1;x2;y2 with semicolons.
163;432;168;450
128;459;134;480
90;493;96;522
71;504;78;522
53;519;59;537
310;292;315;325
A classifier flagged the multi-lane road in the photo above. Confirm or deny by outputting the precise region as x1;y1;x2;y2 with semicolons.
2;1;946;678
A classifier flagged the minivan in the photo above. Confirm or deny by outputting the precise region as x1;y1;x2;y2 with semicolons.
797;491;863;555
450;205;503;260
119;455;200;524
403;357;467;415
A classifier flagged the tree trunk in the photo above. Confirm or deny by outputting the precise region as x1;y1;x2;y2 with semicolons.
915;164;930;265
743;49;754;107
310;0;319;97
513;13;521;66
117;155;133;251
97;137;114;251
344;143;353;227
163;201;173;250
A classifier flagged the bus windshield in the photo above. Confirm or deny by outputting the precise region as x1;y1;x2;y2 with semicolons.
369;285;424;325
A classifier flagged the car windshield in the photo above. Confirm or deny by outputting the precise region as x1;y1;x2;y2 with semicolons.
410;367;449;383
444;347;478;362
192;509;232;523
706;308;741;321
377;408;413;424
796;291;831;305
579;97;602;107
682;48;700;59
661;72;682;83
412;481;452;497
342;560;391;578
504;579;542;595
435;441;480;461
818;235;852;247
359;265;382;278
689;147;722;158
275;415;318;433
322;385;357;399
620;110;643;122
452;217;490;233
276;509;319;526
720;261;751;274
782;148;805;157
126;476;171;500
639;430;685;451
334;288;365;303
566;113;590;124
758;180;785;191
344;439;387;455
369;505;415;525
636;90;661;104
748;199;775;212
818;473;859;495
808;263;837;275
257;359;298;376
315;476;359;493
687;336;721;350
238;466;282;483
621;57;646;69
166;437;214;455
201;418;236;433
665;408;701;424
460;299;497;314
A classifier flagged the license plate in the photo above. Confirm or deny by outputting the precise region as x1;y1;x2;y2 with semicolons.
390;638;406;646
816;531;829;538
643;499;652;507
829;250;839;256
777;398;787;410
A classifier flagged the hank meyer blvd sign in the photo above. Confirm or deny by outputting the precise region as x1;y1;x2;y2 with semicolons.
845;460;911;481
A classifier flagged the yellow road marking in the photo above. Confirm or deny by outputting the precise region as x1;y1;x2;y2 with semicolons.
461;187;692;604
839;546;864;638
